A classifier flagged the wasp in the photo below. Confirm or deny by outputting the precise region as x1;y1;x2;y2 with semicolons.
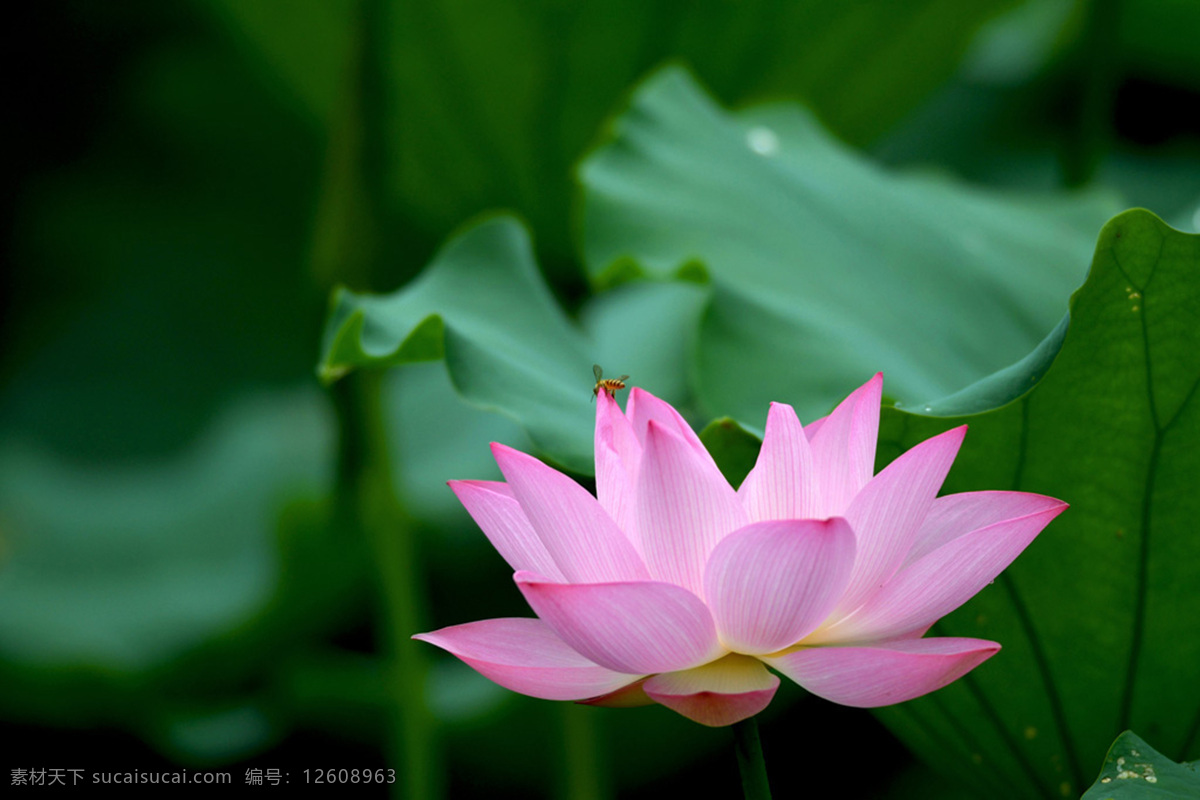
592;364;629;400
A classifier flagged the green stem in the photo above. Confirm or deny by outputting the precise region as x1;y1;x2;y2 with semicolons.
560;703;606;800
733;717;773;800
308;0;369;292
311;0;436;795
333;371;438;799
1062;0;1121;187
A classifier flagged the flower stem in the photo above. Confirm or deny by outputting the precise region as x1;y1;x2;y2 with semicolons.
309;0;436;794
1061;0;1121;187
560;703;607;800
733;717;773;800
333;371;438;799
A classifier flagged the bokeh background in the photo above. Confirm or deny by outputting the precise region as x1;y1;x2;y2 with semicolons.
4;0;1200;796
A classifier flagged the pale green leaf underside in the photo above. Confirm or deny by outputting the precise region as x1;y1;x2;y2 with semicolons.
206;0;1018;259
319;216;593;471
318;67;1122;477
0;391;333;673
579;66;1122;423
318;216;706;474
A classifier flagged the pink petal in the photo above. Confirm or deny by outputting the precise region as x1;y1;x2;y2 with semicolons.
644;654;780;727
516;572;724;674
833;426;966;616
815;496;1067;643
413;618;641;701
738;402;818;520
492;443;649;583
636;421;750;594
763;637;999;707
594;389;643;549
806;373;883;517
906;491;1064;566
625;388;713;465
449;480;566;582
578;679;654;707
704;518;856;654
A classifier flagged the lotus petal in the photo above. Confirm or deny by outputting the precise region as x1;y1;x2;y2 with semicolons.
415;618;641;700
644;654;780;727
516;572;723;674
763;637;1000;707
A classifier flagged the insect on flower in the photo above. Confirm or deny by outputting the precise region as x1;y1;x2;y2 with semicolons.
592;364;629;401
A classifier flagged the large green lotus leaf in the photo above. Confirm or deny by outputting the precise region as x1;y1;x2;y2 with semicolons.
384;362;530;528
579;67;1122;423
384;279;709;523
319;215;706;474
864;210;1200;799
578;280;710;416
206;0;1018;261
0;390;333;719
319;216;591;472
1080;731;1200;800
0;20;367;753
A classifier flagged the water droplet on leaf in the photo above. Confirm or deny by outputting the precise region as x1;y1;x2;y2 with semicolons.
746;126;780;156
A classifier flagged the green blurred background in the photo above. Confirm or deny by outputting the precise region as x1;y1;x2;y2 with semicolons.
4;0;1200;796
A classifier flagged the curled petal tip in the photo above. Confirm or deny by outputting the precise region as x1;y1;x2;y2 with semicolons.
513;569;549;586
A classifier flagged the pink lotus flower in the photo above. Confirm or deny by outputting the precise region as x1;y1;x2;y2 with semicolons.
415;375;1066;727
